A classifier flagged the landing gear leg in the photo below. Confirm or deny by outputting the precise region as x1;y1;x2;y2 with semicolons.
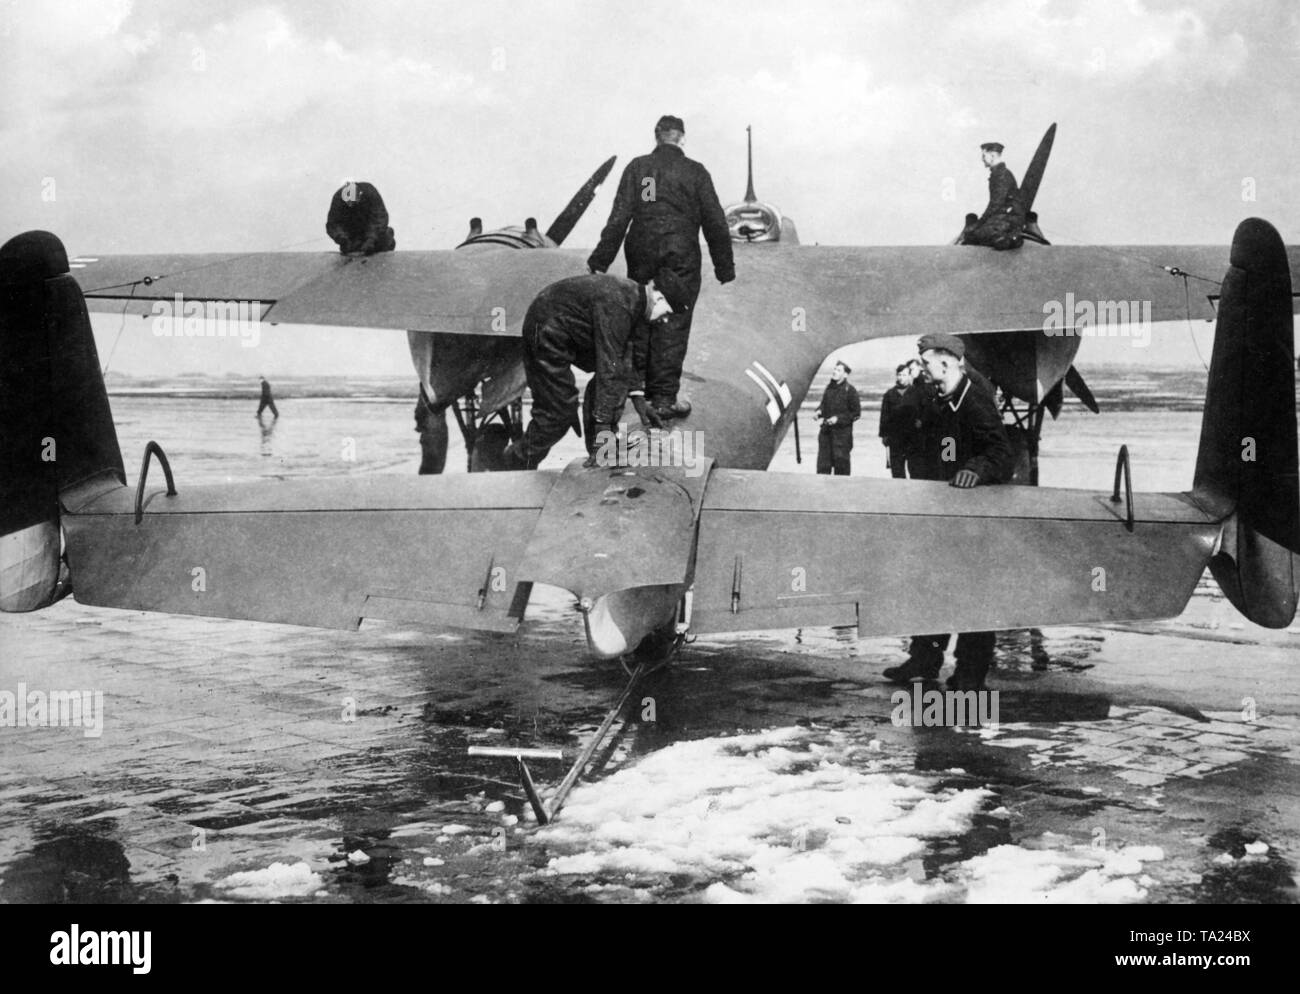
999;394;1048;487
417;404;449;475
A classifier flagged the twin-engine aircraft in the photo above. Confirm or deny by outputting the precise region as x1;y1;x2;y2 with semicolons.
2;127;1298;662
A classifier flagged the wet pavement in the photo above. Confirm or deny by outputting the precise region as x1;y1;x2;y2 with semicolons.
2;580;1297;904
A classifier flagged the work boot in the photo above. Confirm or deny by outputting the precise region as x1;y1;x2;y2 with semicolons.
945;654;992;691
652;397;692;420
945;666;988;692
499;440;530;471
947;632;995;690
882;640;944;684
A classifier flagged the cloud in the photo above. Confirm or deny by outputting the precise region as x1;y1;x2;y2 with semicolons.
950;0;1249;82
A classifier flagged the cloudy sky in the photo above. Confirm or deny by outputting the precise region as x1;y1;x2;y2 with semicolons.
2;0;1296;374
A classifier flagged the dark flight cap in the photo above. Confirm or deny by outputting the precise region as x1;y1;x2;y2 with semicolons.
656;115;685;133
980;142;1005;153
918;333;965;358
652;268;691;314
834;359;852;374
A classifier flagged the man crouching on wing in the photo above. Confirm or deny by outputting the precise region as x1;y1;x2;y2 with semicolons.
501;272;685;471
882;333;1017;690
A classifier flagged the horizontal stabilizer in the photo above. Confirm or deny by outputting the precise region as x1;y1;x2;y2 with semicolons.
63;474;558;632
691;470;1220;637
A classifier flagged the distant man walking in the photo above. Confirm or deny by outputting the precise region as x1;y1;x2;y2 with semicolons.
501;273;682;470
959;142;1024;251
587;115;735;421
814;360;860;475
326;180;397;255
256;376;278;418
882;333;1016;690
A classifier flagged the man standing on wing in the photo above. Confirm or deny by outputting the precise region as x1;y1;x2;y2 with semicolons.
587;115;735;421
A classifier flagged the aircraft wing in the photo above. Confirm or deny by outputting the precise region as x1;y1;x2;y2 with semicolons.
71;243;1298;341
689;469;1222;638
61;473;560;633
72;249;589;334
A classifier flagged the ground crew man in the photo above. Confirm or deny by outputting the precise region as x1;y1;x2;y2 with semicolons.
879;361;916;478
814;360;860;475
959;142;1024;251
326;181;397;255
883;333;1016;691
501;273;683;470
587;115;735;421
256;376;278;418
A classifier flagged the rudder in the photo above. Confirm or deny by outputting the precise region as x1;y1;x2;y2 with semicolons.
1191;217;1299;628
0;230;125;611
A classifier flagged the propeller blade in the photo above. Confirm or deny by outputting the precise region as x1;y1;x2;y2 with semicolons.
1043;379;1064;419
1017;122;1056;216
1064;365;1100;414
545;155;617;245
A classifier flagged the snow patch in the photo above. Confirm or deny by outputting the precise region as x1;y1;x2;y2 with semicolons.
539;727;991;903
216;861;324;900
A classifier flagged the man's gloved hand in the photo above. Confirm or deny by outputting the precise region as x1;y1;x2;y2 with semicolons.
825;415;838;426
950;469;981;489
716;268;736;285
631;395;664;430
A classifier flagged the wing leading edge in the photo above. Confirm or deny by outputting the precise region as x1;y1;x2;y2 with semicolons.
72;243;1300;342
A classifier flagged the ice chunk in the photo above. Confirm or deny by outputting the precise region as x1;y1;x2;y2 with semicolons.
216;861;325;900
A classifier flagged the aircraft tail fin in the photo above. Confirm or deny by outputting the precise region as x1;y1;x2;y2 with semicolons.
1191;217;1299;628
0;230;125;612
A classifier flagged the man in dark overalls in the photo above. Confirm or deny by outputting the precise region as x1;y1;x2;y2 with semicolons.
501;273;684;470
326;180;397;255
959;142;1025;251
882;333;1017;691
879;361;917;478
587;115;735;421
814;360;860;475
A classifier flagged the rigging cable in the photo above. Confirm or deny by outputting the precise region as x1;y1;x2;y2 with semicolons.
1166;267;1212;373
100;281;139;377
